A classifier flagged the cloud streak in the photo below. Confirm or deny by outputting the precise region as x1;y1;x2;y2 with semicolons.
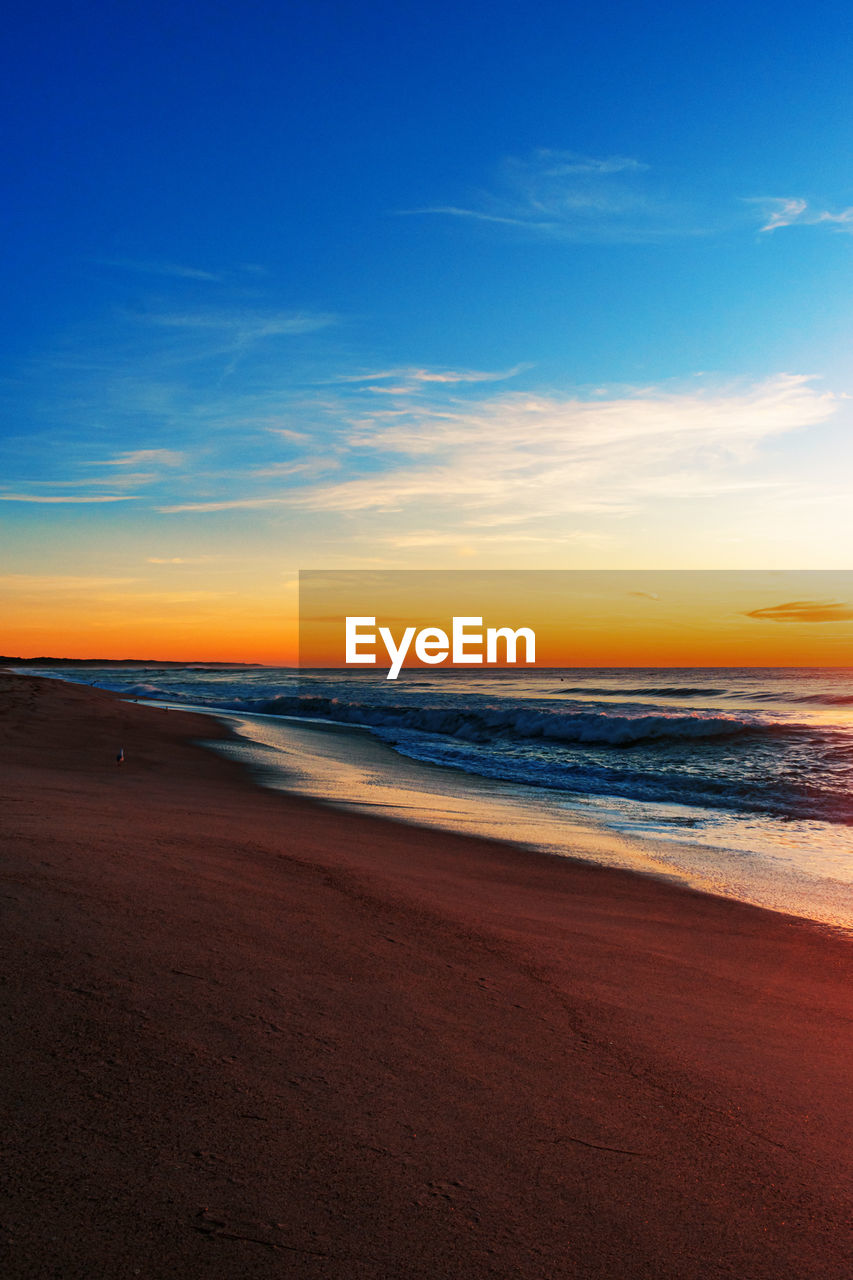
338;364;528;388
142;309;336;338
753;197;853;234
744;600;853;622
259;375;837;534
97;449;186;467
397;148;696;242
157;497;290;513
401;149;853;245
0;492;139;503
98;258;223;281
0;574;139;589
144;373;838;540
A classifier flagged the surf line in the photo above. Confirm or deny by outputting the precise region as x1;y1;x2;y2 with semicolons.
345;616;536;680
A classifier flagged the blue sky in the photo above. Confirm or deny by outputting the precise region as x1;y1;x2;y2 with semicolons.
2;0;853;656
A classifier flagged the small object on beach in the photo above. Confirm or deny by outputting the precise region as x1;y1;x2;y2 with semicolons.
116;747;125;765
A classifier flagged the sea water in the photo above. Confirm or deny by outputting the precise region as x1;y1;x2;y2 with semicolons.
32;665;853;930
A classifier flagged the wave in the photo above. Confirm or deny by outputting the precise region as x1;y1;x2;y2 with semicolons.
792;692;853;706
116;684;849;823
558;683;853;708
384;732;853;825
698;687;853;707
107;683;812;747
74;673;848;752
558;684;728;698
43;667;853;826
210;694;805;748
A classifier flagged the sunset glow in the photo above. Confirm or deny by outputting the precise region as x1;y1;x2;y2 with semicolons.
3;4;853;658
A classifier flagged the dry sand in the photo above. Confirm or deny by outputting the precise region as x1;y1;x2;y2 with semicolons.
0;671;851;1278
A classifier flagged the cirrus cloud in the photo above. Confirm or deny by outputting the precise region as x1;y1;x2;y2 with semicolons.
397;148;700;242
0;492;139;504
286;374;835;524
751;196;853;234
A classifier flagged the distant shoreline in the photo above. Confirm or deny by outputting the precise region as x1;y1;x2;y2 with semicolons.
1;656;266;667
5;658;853;669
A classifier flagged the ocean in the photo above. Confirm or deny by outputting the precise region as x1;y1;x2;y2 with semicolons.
30;665;853;931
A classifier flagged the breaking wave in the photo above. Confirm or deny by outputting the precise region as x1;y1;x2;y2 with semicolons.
132;689;812;748
30;665;853;829
557;684;728;698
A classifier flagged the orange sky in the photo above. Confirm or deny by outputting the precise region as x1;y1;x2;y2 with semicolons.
297;572;853;670
3;571;852;668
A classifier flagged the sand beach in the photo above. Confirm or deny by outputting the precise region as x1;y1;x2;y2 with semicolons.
1;670;851;1278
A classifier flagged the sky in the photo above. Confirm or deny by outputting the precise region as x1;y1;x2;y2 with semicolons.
2;0;853;661
300;572;853;669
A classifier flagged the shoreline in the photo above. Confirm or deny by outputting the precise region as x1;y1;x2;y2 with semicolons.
22;663;853;934
201;703;853;937
1;671;851;1278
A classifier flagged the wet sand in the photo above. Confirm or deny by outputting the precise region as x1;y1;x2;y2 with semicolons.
1;671;851;1278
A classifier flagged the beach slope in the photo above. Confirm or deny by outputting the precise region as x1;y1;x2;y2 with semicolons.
0;673;850;1278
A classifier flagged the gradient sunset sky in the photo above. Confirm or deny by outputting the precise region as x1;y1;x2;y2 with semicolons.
2;2;853;661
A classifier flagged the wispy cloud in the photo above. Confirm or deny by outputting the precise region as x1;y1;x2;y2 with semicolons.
397;148;696;242
97;449;186;467
251;458;340;478
98;258;223;282
752;197;853;234
140;372;839;540
142;309;336;338
157;497;290;513
268;427;311;442
371;529;593;548
126;307;339;379
286;375;835;525
0;492;139;503
338;364;528;388
399;149;853;245
744;600;853;622
20;472;161;491
0;574;138;589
